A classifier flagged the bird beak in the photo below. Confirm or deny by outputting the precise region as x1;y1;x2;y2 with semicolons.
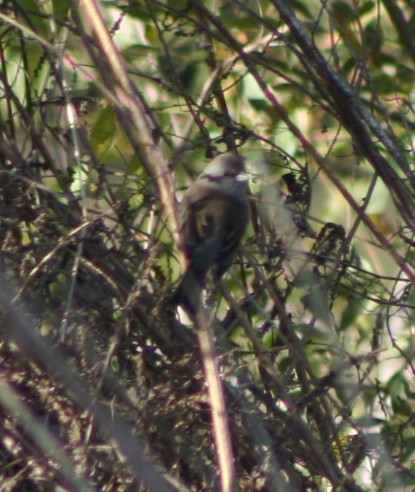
236;173;249;183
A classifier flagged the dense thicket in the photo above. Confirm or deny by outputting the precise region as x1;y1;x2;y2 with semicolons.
1;1;415;490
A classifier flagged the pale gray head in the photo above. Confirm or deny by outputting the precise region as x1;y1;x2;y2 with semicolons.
200;154;246;181
198;154;248;195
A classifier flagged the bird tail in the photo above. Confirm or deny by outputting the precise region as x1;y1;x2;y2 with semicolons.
170;270;203;314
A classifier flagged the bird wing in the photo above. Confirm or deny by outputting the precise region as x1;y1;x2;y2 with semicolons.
182;185;249;279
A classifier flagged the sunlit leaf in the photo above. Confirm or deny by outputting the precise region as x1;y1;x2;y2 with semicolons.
90;105;117;161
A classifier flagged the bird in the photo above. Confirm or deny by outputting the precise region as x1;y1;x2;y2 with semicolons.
172;153;250;313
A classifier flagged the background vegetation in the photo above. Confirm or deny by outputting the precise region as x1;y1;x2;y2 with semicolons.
1;0;415;490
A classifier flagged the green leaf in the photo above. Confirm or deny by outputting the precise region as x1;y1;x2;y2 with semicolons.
122;44;156;63
52;0;70;22
90;106;117;161
331;1;357;22
392;395;413;417
373;73;397;95
17;0;50;37
359;1;375;16
128;154;143;174
263;328;278;349
301;281;331;326
339;300;363;331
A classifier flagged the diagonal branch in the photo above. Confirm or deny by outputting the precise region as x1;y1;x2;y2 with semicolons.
77;0;183;253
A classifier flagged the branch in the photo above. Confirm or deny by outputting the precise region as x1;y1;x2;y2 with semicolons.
269;0;415;229
77;0;183;253
194;308;237;492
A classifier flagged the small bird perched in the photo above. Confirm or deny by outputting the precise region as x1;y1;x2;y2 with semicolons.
172;153;250;313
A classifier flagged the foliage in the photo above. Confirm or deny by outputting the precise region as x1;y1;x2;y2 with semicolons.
1;0;415;490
